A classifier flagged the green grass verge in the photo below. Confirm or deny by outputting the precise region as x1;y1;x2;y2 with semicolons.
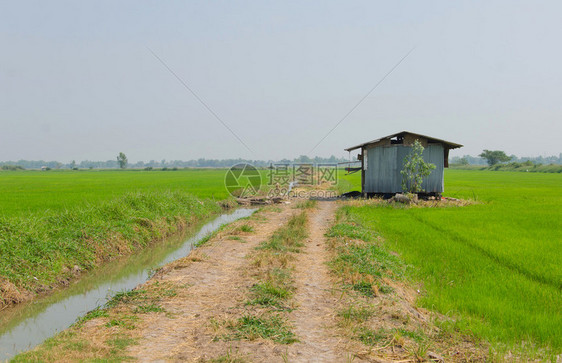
327;212;405;292
326;211;449;360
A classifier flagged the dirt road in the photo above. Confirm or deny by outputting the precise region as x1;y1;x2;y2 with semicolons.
286;202;345;362
122;201;353;362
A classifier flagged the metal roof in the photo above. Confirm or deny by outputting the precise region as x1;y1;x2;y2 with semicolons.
344;131;463;152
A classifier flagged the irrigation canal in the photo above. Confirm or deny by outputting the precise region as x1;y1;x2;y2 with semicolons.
0;208;255;360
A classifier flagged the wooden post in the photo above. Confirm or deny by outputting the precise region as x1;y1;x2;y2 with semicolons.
361;148;365;197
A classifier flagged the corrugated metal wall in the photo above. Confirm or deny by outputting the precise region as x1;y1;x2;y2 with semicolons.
365;144;444;193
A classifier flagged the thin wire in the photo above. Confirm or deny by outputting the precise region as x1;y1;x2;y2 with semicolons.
309;47;416;154
147;47;254;155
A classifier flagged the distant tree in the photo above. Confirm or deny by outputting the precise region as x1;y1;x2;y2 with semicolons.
479;150;512;166
295;155;312;163
401;140;436;194
458;157;469;165
117;152;128;169
70;160;76;169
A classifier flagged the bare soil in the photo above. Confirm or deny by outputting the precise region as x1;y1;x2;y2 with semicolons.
285;201;353;362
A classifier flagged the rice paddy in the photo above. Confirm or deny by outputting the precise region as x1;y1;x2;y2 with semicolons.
0;169;230;217
338;169;562;354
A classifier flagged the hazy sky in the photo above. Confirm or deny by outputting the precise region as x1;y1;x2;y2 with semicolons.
1;1;561;163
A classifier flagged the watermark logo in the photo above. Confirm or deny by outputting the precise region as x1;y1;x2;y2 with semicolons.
225;163;340;199
225;163;262;198
268;163;338;186
267;163;339;199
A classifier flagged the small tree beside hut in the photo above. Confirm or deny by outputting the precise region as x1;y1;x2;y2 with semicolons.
400;140;436;194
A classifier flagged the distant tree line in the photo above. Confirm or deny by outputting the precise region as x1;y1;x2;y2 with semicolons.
450;153;562;166
0;155;352;170
3;151;561;170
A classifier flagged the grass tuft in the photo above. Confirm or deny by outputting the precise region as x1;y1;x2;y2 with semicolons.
338;305;374;323
355;327;387;346
223;315;298;344
295;200;317;209
237;224;254;233
257;212;307;253
247;279;293;310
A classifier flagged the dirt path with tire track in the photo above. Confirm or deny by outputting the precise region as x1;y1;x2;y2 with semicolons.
286;201;348;362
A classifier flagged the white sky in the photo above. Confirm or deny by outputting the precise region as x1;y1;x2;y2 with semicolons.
1;1;561;163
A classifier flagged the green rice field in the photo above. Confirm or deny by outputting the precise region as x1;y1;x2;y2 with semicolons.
0;169;230;217
339;169;562;354
1;168;561;355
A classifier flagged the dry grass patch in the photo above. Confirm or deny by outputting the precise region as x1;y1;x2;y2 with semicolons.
343;196;475;209
0;278;30;310
202;347;250;363
13;280;181;362
217;313;298;345
164;250;209;271
258;205;283;214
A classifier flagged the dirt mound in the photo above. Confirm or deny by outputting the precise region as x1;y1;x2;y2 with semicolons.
0;279;30;310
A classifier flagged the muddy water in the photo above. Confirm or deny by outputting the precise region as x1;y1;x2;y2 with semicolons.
0;208;255;360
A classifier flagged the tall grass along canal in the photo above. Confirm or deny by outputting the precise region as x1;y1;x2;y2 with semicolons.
0;208;254;360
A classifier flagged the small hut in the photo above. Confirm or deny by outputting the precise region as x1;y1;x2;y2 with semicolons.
345;131;462;196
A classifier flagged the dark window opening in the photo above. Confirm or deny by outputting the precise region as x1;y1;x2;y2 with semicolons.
390;137;404;144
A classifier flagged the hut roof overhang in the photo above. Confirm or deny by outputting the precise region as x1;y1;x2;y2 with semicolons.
345;131;463;152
